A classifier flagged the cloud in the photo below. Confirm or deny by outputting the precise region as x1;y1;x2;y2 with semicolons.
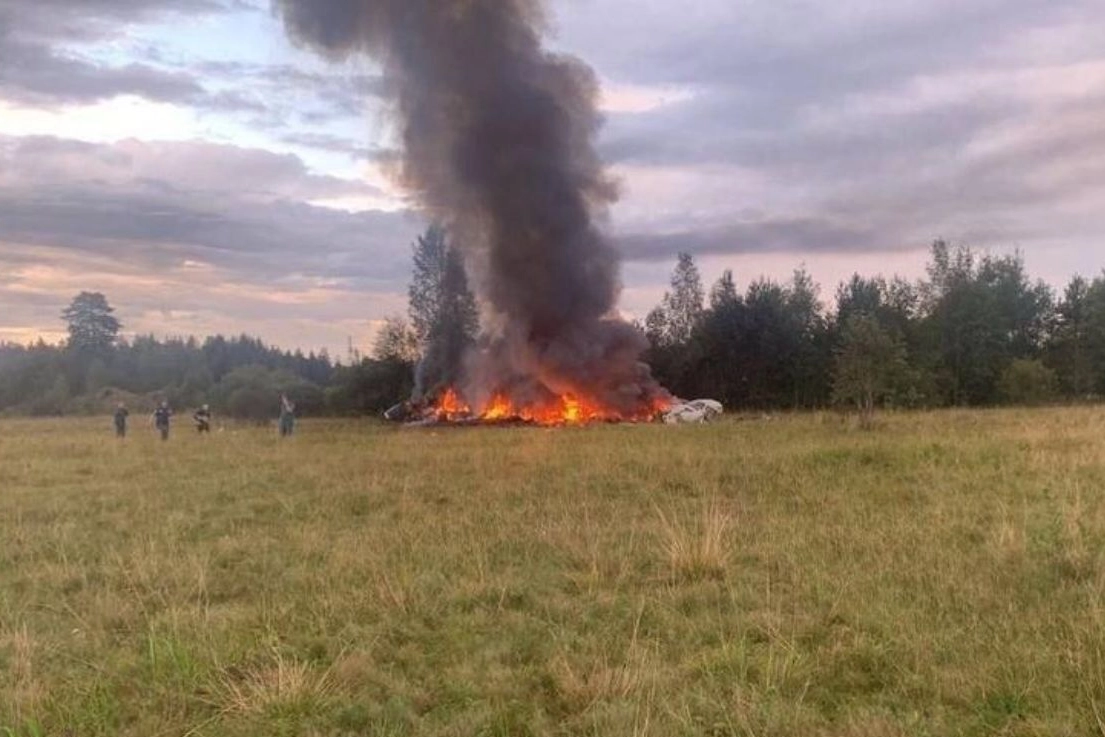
565;0;1105;267
0;133;421;351
0;0;388;128
190;61;388;128
3;0;1105;348
0;36;207;107
1;0;231;40
557;0;1093;93
277;132;398;163
0;136;420;286
617;218;885;262
0;0;266;111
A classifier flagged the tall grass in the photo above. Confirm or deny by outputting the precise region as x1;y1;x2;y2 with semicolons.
1;408;1105;735
656;497;732;581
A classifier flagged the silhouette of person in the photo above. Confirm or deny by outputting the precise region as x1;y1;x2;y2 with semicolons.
113;403;129;438
153;401;172;441
194;404;212;434
279;394;296;437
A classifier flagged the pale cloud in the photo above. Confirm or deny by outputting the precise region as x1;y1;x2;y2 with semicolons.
599;83;698;115
0;98;200;141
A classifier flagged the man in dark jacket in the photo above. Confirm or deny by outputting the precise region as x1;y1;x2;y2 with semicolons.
153;402;172;441
113;403;129;438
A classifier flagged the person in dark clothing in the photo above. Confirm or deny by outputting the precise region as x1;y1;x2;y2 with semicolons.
193;404;212;434
279;394;296;437
113;403;129;438
153;402;172;441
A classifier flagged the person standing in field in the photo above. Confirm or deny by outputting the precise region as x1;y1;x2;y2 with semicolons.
153;401;172;441
113;403;129;438
193;404;212;434
279;394;296;437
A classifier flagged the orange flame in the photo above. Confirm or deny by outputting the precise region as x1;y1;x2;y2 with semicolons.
428;388;671;426
483;394;514;421
432;388;471;422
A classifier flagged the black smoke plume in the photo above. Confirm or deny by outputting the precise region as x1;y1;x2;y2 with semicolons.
275;0;669;414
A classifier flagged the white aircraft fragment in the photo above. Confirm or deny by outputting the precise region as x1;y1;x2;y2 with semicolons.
662;399;724;424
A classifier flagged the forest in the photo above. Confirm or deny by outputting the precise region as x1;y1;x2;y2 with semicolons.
1;234;1102;418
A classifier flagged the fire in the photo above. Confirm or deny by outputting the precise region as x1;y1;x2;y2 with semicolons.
434;388;470;422
483;394;514;421
427;388;671;426
563;396;581;424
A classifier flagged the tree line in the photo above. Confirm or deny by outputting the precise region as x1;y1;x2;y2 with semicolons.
0;307;336;418
645;240;1105;419
3;235;1103;418
0;227;476;419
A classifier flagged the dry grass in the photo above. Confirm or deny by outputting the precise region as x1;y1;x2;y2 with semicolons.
1;625;42;727
212;648;335;716
2;408;1105;735
656;498;732;581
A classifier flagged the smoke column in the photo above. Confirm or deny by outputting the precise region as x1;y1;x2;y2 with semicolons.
276;0;669;413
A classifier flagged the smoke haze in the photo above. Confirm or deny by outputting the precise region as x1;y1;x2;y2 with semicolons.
275;0;668;413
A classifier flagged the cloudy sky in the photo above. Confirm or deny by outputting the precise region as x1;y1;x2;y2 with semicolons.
1;0;1102;355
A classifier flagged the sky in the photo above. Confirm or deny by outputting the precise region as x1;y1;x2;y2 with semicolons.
1;0;1103;356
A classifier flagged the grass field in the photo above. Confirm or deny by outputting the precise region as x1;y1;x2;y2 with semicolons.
2;409;1105;736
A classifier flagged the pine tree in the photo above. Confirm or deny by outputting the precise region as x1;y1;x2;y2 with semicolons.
406;225;479;397
408;226;450;345
62;292;121;353
1049;276;1094;397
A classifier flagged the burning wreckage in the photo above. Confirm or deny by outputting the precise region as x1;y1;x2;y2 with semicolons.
276;0;723;428
386;392;723;427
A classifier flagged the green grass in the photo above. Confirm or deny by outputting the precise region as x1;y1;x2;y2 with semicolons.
2;409;1105;736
